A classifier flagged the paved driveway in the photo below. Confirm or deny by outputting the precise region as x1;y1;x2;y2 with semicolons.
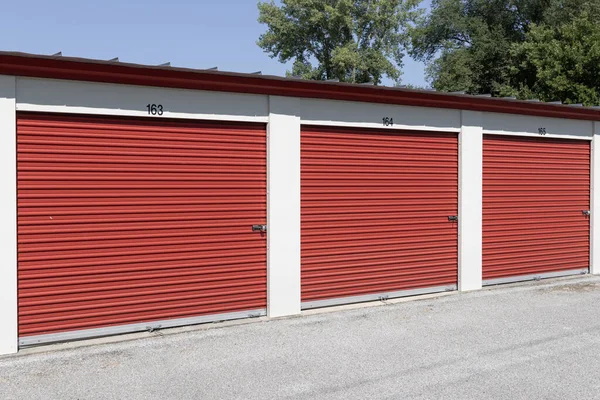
2;275;600;400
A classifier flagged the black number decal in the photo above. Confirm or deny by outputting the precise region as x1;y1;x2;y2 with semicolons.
147;104;164;116
382;117;394;126
538;127;547;135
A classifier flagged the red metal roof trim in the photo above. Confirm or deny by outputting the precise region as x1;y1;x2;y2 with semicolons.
1;51;600;121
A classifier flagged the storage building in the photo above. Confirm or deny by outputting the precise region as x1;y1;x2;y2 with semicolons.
0;52;598;354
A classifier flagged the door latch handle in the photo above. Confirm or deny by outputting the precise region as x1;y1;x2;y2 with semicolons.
448;216;458;222
583;210;591;216
252;224;267;233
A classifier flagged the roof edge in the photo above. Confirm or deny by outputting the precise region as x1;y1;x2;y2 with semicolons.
0;52;599;122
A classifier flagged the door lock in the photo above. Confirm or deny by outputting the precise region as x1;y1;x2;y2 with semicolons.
448;216;458;222
583;210;591;216
252;224;267;233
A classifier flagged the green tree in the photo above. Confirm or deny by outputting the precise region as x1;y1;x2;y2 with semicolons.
410;0;600;105
257;0;421;84
503;4;600;105
410;0;550;95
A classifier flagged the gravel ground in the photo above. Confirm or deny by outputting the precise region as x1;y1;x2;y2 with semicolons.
2;275;600;400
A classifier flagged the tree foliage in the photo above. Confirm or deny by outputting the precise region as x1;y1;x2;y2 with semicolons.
504;4;600;104
410;0;600;105
410;0;549;94
257;0;421;84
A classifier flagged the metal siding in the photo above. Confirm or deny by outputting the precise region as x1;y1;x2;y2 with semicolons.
482;135;590;280
301;126;458;303
17;113;267;338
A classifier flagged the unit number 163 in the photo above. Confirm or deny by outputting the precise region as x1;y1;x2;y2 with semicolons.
147;104;164;116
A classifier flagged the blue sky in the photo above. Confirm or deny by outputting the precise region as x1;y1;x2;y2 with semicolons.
0;0;430;87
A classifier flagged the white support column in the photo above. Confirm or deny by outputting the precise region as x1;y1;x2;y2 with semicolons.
591;122;600;275
459;111;483;291
0;75;17;355
266;96;301;317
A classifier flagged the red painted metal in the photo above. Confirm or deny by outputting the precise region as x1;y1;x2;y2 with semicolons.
17;113;267;337
482;135;590;280
1;51;600;121
301;126;458;303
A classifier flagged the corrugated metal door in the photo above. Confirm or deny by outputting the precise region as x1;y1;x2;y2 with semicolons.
483;135;590;282
301;126;458;306
17;113;267;342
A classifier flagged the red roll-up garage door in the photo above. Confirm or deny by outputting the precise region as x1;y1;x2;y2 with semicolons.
17;113;267;345
483;135;590;283
301;126;458;307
